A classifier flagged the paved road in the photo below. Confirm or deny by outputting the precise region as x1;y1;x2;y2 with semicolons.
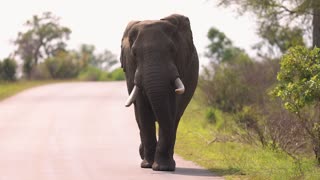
0;82;222;180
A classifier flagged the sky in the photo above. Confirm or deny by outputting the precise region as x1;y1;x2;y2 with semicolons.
0;0;259;64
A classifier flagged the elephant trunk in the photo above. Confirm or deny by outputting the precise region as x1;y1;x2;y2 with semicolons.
144;71;172;119
124;63;184;107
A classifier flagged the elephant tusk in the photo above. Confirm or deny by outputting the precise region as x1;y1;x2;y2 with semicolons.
125;85;139;107
175;78;185;95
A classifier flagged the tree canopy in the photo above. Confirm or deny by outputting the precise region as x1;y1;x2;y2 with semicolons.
14;12;71;78
217;0;320;49
205;27;248;63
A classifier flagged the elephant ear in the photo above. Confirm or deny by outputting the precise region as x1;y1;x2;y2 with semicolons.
161;14;193;43
120;21;140;72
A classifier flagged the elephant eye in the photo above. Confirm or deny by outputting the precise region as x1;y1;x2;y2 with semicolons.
131;45;138;57
170;43;177;53
131;49;137;57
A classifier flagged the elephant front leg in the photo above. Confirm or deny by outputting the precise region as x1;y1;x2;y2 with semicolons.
152;109;177;171
135;97;157;168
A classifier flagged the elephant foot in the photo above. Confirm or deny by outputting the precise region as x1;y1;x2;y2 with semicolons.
140;159;153;168
152;160;176;171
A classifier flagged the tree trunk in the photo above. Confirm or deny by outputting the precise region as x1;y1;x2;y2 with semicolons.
313;2;320;47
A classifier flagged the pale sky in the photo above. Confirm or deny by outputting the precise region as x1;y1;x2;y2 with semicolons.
0;0;259;64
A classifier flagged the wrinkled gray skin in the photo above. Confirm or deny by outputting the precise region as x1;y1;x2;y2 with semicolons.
120;14;199;171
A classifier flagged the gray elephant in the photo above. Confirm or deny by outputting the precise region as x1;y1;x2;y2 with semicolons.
120;14;199;171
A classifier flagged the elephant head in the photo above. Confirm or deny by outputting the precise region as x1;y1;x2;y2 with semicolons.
121;14;193;108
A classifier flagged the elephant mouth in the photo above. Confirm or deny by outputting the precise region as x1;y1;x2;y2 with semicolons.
124;77;185;107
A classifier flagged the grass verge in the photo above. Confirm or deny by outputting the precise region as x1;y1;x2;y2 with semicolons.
0;80;65;101
175;99;320;179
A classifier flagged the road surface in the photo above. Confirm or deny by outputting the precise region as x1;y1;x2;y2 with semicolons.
0;82;222;180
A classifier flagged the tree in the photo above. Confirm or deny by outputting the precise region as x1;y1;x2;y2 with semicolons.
0;58;17;81
201;27;253;112
217;0;320;48
76;44;96;68
254;24;305;57
14;12;71;77
44;51;80;79
206;27;246;63
95;50;118;71
272;46;320;163
74;44;118;71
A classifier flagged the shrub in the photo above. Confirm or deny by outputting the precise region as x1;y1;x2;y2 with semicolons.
272;46;320;163
45;51;80;79
200;57;280;113
205;108;216;124
265;100;309;155
234;106;266;146
109;68;125;81
78;66;109;81
0;58;17;81
30;63;52;80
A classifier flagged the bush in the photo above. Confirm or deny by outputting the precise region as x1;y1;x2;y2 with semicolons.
200;57;279;113
45;52;80;79
0;58;17;81
109;68;125;81
265;100;309;155
205;108;216;124
235;106;266;146
30;63;52;80
78;66;109;81
272;46;320;163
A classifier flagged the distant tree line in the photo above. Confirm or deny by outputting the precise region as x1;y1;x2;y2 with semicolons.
0;12;124;82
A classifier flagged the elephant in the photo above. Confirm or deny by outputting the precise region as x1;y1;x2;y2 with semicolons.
120;14;199;171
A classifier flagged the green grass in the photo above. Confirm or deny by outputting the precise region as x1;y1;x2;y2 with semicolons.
0;80;64;101
176;98;320;179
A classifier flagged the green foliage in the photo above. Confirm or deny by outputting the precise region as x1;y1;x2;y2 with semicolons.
14;12;71;78
217;0;316;54
94;50;118;71
255;24;306;56
272;46;320;163
75;44;96;68
44;51;80;79
206;27;247;63
205;108;216;124
202;26;310;156
0;58;17;81
109;68;125;81
23;57;33;79
30;63;52;80
74;44;118;71
201;62;250;112
201;52;269;112
202;27;257;112
78;66;110;81
11;12;119;80
272;46;320;112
